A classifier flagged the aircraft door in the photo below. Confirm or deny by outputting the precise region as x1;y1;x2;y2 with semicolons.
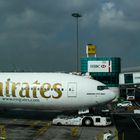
67;82;77;97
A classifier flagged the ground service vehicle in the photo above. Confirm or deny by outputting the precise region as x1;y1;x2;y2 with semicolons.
52;115;112;126
117;101;132;107
52;115;82;126
134;109;140;114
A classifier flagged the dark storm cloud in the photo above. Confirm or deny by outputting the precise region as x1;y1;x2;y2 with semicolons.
0;0;139;71
97;0;140;68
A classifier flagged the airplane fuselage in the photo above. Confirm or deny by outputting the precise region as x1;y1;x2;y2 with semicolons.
0;73;116;110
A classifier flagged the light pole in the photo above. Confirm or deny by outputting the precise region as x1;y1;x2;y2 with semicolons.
72;13;82;72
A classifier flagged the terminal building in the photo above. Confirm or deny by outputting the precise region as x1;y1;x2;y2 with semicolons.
119;72;140;101
80;44;140;102
80;57;121;100
81;57;121;87
80;44;121;100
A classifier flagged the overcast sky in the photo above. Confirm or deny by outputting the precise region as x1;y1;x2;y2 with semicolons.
0;0;140;72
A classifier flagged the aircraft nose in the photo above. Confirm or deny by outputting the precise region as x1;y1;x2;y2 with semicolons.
109;89;116;101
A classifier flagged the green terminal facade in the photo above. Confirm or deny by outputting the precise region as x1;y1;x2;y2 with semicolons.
81;57;121;87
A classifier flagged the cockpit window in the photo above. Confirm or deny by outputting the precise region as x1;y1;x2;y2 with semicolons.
97;85;109;90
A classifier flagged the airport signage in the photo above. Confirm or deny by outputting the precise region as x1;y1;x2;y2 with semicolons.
86;44;96;55
88;60;112;72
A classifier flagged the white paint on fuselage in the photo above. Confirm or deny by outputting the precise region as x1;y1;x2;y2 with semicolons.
0;73;116;111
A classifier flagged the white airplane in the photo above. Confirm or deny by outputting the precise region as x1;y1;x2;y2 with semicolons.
0;73;116;113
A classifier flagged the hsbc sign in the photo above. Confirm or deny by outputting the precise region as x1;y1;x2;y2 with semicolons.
88;61;112;72
90;65;106;68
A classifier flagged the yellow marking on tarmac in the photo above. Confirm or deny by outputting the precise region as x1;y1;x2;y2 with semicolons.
71;127;79;137
115;129;119;140
0;125;6;140
35;122;52;136
122;131;124;140
30;120;41;128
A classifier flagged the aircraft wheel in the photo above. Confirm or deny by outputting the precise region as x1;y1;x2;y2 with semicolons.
82;117;93;126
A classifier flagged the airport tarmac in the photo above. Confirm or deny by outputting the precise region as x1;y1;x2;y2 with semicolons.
113;113;140;140
0;109;117;140
0;109;140;140
0;117;116;140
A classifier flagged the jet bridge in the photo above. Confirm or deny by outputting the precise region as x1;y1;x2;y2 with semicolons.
119;72;140;101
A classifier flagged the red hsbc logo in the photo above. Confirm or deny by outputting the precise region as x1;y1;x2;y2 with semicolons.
101;65;106;68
